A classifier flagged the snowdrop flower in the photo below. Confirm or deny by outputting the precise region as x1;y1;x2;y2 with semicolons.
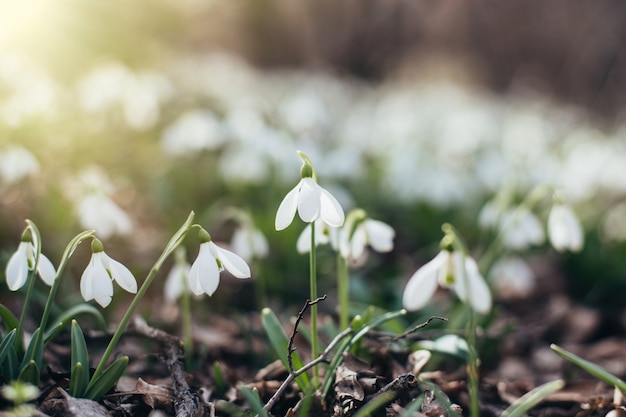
548;204;583;252
402;250;491;314
230;224;269;262
5;231;56;291
500;208;545;250
338;209;395;261
489;256;535;299
78;194;132;239
0;146;39;185
164;248;192;303
296;219;337;254
80;238;137;308
188;229;251;296
275;151;344;231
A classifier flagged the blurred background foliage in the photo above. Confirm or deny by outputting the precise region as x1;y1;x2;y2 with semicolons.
1;0;626;321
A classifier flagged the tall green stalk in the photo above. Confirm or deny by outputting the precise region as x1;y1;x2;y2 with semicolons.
309;222;319;387
337;252;349;330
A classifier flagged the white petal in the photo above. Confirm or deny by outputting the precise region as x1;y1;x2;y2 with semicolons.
364;219;395;253
454;257;492;314
548;204;584;252
189;244;220;296
275;182;301;231
81;254;113;307
105;254;137;293
349;225;367;260
297;178;321;223
210;242;251;279
164;263;189;303
5;243;29;291
37;254;57;286
296;224;313;254
318;186;345;227
251;230;269;258
402;253;446;311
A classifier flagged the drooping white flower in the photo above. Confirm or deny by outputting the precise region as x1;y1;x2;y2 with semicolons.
402;250;491;314
188;230;251;297
80;239;137;308
548;204;584;252
296;220;337;254
489;256;535;299
164;260;191;304
500;208;545;250
5;240;56;291
78;194;132;239
230;224;269;262
339;217;395;261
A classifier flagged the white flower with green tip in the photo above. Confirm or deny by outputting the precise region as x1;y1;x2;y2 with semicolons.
339;211;395;261
5;234;56;291
402;250;491;314
80;238;137;308
189;230;251;296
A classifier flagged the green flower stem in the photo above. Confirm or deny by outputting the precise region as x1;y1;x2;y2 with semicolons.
337;252;349;330
89;212;195;386
309;222;319;387
466;306;480;417
15;221;42;354
181;273;193;371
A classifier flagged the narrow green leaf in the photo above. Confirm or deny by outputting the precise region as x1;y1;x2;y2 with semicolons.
501;379;565;417
1;343;19;381
155;211;195;271
18;359;40;386
70;320;90;397
353;391;396;417
261;307;310;390
0;329;17;364
551;344;626;393
45;304;107;343
238;384;269;417
212;361;228;393
69;362;86;397
20;328;43;370
84;356;128;400
0;304;19;333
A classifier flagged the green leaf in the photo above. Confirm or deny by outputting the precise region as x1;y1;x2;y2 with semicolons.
238;384;269;417
84;356;128;400
70;320;90;397
44;304;107;343
0;304;19;333
69;362;87;398
0;329;17;366
417;334;469;361
261;307;310;390
1;343;19;381
501;379;565;417
551;344;626;393
353;391;396;417
18;359;40;386
20;328;43;370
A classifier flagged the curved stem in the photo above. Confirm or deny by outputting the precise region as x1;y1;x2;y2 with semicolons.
89;212;195;385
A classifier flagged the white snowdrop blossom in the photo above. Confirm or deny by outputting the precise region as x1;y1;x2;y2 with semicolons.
164;261;191;304
188;232;251;296
5;241;56;291
489;256;535;299
78;194;132;239
230;225;269;262
275;152;345;231
402;250;491;314
500;208;545;250
339;217;395;261
296;220;337;254
0;146;40;185
548;204;584;252
80;239;137;308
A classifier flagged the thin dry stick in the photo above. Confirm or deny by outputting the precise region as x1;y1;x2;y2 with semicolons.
391;316;448;341
287;295;327;373
264;326;354;413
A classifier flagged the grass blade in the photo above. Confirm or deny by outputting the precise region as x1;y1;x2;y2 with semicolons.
501;379;565;417
70;320;90;397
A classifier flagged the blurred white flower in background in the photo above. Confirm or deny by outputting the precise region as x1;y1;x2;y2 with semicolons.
296;219;337;254
161;109;226;156
338;212;395;262
489;256;535;299
0;146;39;185
548;203;584;252
72;168;133;239
230;222;269;262
500;208;545;250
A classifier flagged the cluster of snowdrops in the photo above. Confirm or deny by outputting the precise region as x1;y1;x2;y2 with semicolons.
0;151;589;416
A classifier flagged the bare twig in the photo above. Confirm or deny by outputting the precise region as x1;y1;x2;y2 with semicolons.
391;316;448;341
287;295;327;374
263;326;354;414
